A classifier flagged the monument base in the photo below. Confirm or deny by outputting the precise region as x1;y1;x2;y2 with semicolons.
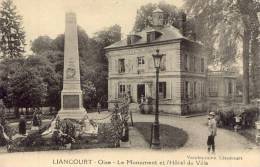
58;108;87;120
42;109;98;138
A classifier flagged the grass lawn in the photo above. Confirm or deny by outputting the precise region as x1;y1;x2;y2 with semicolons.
238;128;257;144
135;122;188;149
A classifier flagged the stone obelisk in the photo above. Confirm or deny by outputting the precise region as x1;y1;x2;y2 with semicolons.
58;12;86;120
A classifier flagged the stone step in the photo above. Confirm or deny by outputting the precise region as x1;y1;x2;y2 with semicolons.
58;110;87;120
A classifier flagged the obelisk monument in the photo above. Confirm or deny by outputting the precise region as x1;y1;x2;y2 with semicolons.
58;12;86;119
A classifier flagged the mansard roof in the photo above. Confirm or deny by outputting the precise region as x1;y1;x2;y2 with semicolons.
105;25;198;50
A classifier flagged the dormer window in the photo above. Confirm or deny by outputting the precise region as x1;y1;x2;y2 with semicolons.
147;32;155;43
146;31;162;43
127;36;131;45
127;34;141;45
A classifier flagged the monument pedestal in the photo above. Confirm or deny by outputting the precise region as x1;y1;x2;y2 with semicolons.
58;90;86;120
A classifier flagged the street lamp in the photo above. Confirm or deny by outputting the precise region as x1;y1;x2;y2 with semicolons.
151;49;164;149
255;12;260;144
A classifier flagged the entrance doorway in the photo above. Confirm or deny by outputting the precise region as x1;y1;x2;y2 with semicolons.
137;84;145;102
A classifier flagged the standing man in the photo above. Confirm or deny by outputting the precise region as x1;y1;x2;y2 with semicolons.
97;102;101;114
19;115;27;135
207;112;217;153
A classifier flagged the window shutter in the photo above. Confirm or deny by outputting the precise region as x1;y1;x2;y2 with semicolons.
148;57;154;69
190;82;194;98
166;81;172;99
200;82;203;97
127;84;131;95
184;54;187;71
189;55;193;72
136;57;139;73
161;56;166;71
128;57;133;73
125;59;129;73
115;82;118;99
114;59;118;73
198;82;201;98
187;82;190;97
187;55;190;71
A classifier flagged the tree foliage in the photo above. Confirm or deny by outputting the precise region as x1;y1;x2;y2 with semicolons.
4;24;122;109
183;0;260;101
0;57;47;108
0;0;26;59
31;36;53;54
183;0;244;70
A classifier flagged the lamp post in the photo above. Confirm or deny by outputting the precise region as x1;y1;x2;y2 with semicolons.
255;12;260;144
151;49;164;149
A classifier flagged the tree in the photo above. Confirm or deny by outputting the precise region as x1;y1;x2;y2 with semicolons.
183;0;243;70
92;24;121;64
82;80;96;108
92;25;121;106
0;57;25;108
0;0;26;59
5;59;47;109
0;55;57;114
31;36;53;54
183;0;260;103
26;55;61;109
237;0;260;103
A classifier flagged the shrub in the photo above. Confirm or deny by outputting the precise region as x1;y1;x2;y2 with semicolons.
51;119;76;146
215;106;235;128
110;102;129;146
20;132;45;147
216;104;259;128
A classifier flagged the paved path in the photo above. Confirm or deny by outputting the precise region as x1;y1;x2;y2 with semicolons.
128;127;149;149
87;111;258;152
130;112;259;152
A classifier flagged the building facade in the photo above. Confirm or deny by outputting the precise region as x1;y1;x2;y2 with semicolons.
105;8;208;115
207;71;237;111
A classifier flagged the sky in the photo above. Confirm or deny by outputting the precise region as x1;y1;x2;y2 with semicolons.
7;0;184;53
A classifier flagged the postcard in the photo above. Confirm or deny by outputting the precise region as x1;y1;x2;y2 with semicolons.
0;0;260;167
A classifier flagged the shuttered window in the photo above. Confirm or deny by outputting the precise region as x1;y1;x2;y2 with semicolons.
118;84;126;98
118;59;125;73
201;58;204;72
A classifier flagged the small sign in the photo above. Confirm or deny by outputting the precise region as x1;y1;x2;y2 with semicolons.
63;95;79;109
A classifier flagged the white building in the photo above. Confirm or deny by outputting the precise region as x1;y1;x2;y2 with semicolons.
105;8;209;115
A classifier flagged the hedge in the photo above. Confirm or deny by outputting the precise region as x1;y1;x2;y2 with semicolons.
215;104;259;129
